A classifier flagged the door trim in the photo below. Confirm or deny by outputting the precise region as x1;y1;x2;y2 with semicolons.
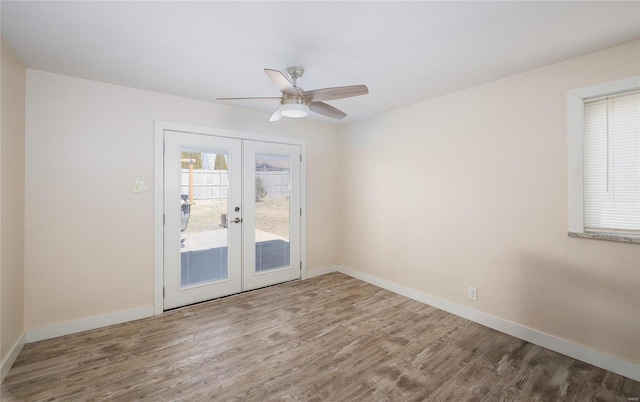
153;121;307;315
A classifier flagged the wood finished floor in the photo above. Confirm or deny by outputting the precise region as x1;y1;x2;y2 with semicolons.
2;273;638;401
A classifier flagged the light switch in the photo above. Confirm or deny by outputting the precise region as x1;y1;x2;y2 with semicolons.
132;178;149;193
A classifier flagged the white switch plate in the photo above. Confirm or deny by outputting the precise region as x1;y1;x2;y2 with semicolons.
132;178;149;193
468;286;478;301
135;179;148;190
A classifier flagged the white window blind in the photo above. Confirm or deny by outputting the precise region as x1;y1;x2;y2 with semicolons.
583;91;640;234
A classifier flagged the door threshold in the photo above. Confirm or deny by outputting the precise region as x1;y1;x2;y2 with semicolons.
163;278;301;312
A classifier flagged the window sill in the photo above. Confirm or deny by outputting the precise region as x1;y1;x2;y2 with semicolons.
568;231;640;244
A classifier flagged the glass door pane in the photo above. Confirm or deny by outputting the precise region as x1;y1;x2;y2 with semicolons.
254;153;291;272
180;148;229;286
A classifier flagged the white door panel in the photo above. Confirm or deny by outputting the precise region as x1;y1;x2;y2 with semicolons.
164;132;242;309
163;132;302;309
242;141;301;290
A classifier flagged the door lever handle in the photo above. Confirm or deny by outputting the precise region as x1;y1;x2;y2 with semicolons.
230;217;243;224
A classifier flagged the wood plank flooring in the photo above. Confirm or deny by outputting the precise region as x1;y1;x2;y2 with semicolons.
2;273;638;401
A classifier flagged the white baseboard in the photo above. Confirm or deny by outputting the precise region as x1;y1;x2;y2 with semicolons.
26;306;154;343
1;332;25;383
306;265;339;278
337;265;640;382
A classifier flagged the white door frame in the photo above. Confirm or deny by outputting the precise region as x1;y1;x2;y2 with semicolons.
153;121;307;315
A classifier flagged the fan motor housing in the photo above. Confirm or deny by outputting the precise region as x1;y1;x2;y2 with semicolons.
281;93;309;106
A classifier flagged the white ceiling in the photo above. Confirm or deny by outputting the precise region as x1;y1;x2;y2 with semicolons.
2;1;639;125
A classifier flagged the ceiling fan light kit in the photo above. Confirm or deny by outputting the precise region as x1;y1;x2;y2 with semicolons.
280;103;309;118
217;66;369;121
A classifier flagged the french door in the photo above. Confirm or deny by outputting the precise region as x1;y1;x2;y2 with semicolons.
163;131;301;310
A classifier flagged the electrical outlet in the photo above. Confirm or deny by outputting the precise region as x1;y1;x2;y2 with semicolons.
468;286;478;301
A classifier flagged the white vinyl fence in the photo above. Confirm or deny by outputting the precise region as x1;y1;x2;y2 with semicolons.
181;170;289;200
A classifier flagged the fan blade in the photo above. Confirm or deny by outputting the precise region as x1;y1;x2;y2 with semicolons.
264;69;298;96
310;102;347;120
269;107;283;122
217;97;281;101
303;85;368;103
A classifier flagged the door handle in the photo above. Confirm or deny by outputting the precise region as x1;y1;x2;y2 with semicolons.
230;217;243;224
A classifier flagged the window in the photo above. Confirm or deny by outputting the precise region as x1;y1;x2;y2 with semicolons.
568;77;640;243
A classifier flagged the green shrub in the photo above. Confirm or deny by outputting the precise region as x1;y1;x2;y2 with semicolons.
214;154;227;170
255;177;267;202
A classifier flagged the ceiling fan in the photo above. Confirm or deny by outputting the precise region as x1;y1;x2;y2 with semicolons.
217;67;369;121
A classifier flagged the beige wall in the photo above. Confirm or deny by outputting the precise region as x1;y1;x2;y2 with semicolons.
1;39;26;364
24;70;338;329
337;41;640;363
